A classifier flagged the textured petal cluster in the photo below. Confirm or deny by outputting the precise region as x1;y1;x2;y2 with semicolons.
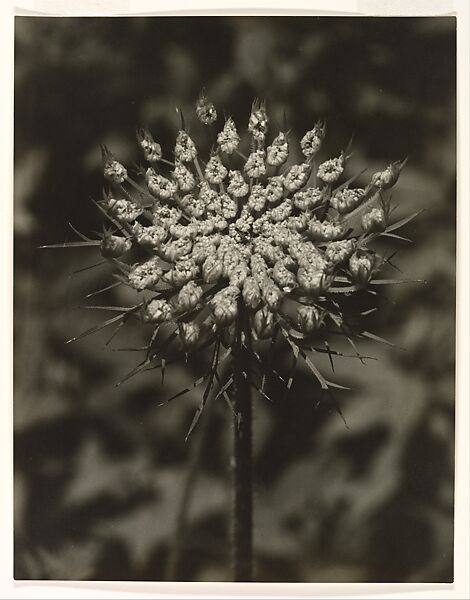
97;98;406;349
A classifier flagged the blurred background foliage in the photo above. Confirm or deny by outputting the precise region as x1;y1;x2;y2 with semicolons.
14;16;455;582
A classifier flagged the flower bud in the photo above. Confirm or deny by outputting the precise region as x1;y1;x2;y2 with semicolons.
349;251;378;285
308;217;344;242
163;258;198;287
248;101;268;142
176;281;203;311
242;277;261;309
179;322;201;348
100;233;132;258
297;267;328;296
272;261;297;292
210;291;238;326
266;132;289;167
159;238;192;262
227;170;249;197
330;188;365;214
260;280;284;311
202;254;224;283
270;199;293;223
244;150;266;178
102;145;127;184
286;214;309;233
106;197;143;223
265;176;284;203
152;204;182;227
192;238;217;265
146;168;177;199
317;155;344;184
141;298;173;323
293;187;322;211
300;121;326;159
174;130;197;162
229;262;249;287
325;239;356;265
133;224;168;249
196;92;217;125
247;185;267;212
371;159;406;189
284;163;310;192
297;305;324;334
205;155;228;185
361;207;386;233
129;258;163;291
136;129;162;162
173;162;196;192
217;118;240;154
253;308;274;339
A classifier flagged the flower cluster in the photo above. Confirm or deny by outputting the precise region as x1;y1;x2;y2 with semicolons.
54;96;414;422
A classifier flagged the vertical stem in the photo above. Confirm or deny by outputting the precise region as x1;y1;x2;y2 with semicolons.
232;304;254;582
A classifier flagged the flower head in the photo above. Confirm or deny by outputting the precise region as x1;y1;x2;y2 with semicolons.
60;95;414;427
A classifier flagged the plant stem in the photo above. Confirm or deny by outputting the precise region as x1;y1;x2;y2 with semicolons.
232;304;254;582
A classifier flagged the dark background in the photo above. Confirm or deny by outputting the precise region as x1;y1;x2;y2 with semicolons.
14;16;456;582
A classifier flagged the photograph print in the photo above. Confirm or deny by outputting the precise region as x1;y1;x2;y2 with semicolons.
14;15;456;583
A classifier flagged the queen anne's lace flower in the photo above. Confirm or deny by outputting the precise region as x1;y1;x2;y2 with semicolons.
57;95;410;413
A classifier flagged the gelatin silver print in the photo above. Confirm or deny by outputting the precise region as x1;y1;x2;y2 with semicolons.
14;15;456;583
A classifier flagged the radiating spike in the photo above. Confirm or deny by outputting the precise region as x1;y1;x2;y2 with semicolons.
67;261;107;277
85;281;122;299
